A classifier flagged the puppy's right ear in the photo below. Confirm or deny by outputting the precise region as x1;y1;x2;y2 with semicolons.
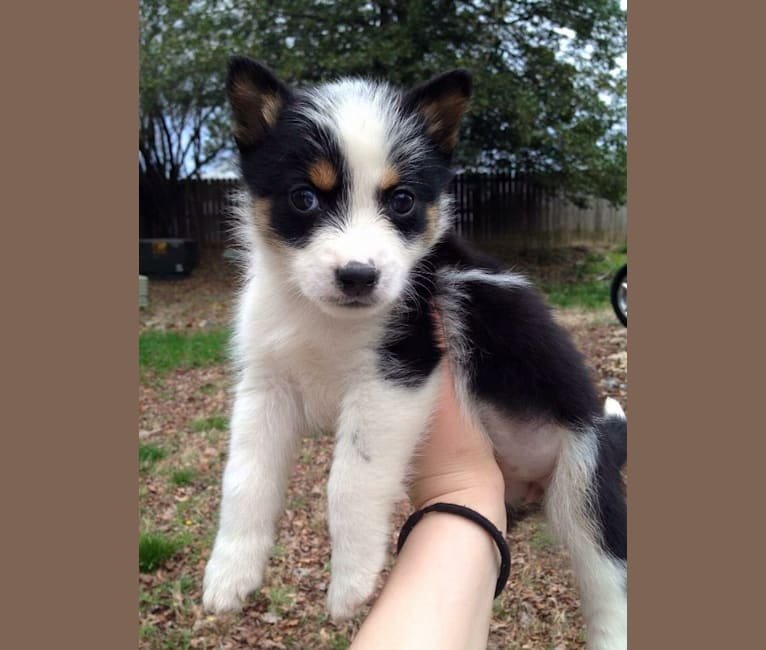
404;69;472;154
226;56;290;151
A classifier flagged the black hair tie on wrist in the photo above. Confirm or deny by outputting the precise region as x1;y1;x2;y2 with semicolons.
396;502;511;599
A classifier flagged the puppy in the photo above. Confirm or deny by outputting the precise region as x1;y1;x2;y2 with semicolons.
203;56;627;650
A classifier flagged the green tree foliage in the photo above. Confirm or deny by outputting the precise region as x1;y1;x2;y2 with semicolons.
140;0;626;205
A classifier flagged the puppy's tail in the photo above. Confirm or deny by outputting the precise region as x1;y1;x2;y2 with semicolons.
600;397;627;468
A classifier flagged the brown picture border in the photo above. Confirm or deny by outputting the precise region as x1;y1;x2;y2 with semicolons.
2;2;138;648
628;1;763;647
2;1;761;647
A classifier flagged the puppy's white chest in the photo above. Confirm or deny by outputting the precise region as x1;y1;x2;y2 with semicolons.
279;339;373;432
294;361;345;432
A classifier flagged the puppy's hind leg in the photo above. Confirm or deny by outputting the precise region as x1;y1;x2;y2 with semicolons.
203;376;304;613
544;417;627;650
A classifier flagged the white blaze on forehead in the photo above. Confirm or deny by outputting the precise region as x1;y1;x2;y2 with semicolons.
333;85;390;180
307;80;400;219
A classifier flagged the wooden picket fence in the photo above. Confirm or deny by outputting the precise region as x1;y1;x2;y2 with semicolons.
449;173;626;248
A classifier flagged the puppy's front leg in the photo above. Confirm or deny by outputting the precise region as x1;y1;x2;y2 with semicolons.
327;373;441;621
203;376;304;613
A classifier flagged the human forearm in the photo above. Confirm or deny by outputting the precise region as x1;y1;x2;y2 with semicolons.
350;487;506;650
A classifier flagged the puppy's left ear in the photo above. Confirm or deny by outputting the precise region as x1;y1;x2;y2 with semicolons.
404;69;472;153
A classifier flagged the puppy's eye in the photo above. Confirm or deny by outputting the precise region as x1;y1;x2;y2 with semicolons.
390;190;415;215
290;188;319;213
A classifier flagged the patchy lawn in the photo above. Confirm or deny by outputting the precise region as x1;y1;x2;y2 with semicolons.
484;243;628;310
138;248;627;649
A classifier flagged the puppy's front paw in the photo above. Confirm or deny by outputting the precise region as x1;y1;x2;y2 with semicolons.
202;541;267;614
326;563;380;622
587;632;627;650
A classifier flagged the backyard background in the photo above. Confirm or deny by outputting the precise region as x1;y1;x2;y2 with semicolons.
139;1;627;648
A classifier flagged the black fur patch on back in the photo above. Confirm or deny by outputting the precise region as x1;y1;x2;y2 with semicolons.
409;233;599;427
592;418;628;561
378;232;603;425
456;278;601;427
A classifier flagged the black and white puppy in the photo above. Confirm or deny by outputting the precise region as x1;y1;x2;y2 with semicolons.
203;56;627;650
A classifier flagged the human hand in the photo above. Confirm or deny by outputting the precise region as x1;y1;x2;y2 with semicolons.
408;361;507;531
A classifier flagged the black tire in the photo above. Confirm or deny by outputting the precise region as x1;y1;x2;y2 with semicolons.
610;264;627;327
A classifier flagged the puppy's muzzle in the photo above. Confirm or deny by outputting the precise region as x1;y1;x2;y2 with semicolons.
335;261;379;298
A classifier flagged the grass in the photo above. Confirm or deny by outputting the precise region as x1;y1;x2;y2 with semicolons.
177;574;195;593
191;414;228;432
170;468;197;487
288;495;308;510
139;328;229;375
543;281;611;308
272;543;286;558
139;531;183;572
493;599;509;618
539;247;627;309
530;523;557;550
139;443;166;470
266;584;296;615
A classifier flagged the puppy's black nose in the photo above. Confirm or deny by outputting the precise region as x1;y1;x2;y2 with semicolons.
335;261;379;297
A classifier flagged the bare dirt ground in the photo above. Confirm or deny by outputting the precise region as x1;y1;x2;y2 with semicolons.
139;252;627;650
140;252;239;333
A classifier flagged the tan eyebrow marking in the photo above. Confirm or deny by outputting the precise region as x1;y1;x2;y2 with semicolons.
308;159;338;191
424;203;439;242
252;198;279;247
380;165;400;191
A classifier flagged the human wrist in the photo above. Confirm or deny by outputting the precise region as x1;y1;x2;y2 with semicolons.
418;483;507;533
397;499;511;601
